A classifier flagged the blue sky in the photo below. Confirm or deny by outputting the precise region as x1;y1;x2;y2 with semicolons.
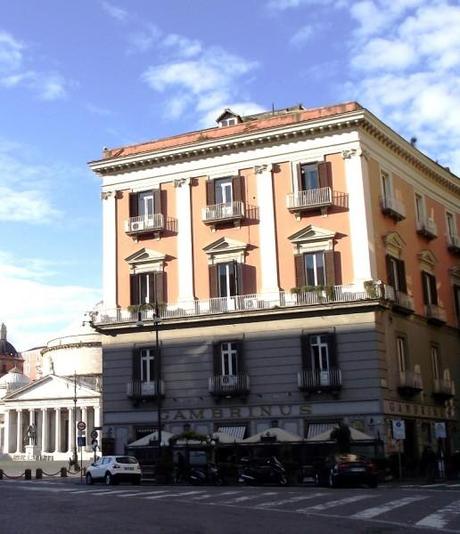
1;0;459;350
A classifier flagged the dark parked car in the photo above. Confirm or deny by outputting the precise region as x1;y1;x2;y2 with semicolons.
314;453;378;488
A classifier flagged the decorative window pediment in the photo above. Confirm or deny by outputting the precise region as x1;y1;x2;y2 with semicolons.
418;249;437;272
383;231;406;258
288;225;336;253
125;248;165;274
203;237;247;264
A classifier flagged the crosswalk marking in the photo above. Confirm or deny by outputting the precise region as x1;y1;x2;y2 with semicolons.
122;490;170;498
297;494;374;512
92;489;139;496
256;492;325;508
223;491;278;504
416;498;460;529
351;495;428;519
144;490;206;500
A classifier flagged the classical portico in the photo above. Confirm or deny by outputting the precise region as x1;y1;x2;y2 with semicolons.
2;374;101;460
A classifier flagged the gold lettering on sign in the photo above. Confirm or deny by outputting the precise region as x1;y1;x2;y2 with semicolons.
280;405;292;416
190;410;204;420
212;409;223;419
230;408;241;418
173;410;186;421
299;405;312;416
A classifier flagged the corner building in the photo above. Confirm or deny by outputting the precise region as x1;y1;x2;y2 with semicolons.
89;102;460;460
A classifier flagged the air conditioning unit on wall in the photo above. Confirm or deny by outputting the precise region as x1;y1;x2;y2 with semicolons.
131;220;145;232
221;375;237;388
243;297;258;310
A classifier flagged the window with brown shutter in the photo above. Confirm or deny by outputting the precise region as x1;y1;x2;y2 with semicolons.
324;250;336;286
318;161;333;189
206;180;216;206
294;254;306;288
130;272;166;305
232;175;245;203
209;265;218;298
422;271;438;305
129;193;139;218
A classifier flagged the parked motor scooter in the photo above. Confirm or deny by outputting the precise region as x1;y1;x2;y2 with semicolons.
238;456;288;486
189;463;224;485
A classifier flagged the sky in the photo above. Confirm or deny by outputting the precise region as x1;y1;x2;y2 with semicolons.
1;0;459;351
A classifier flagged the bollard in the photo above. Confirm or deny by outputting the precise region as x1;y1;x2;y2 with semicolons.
24;469;32;480
0;469;3;480
60;467;67;478
36;468;43;480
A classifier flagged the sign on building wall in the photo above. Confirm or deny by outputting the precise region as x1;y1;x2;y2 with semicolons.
392;419;406;440
434;422;447;439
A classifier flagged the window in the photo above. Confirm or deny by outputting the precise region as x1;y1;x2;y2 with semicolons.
220;117;237;127
446;212;457;240
129;189;161;219
218;262;238;297
396;336;408;373
421;271;438;306
140;348;155;382
300;163;319;190
454;285;460;321
304;252;325;287
415;193;425;223
381;171;392;201
205;175;245;209
310;335;330;370
221;342;238;376
386;255;407;292
130;271;165;305
431;345;440;380
215;177;233;205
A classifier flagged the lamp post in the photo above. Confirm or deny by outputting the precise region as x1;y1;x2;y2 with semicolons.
72;370;80;471
136;302;162;462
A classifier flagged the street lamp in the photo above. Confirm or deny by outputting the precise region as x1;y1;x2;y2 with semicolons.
72;370;80;471
136;302;162;461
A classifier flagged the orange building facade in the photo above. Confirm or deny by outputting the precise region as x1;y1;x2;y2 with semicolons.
90;103;460;464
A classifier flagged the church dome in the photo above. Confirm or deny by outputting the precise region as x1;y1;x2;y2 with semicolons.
0;366;30;388
0;323;19;357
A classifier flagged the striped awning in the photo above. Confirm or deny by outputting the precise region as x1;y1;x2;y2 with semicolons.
217;425;247;440
306;423;336;439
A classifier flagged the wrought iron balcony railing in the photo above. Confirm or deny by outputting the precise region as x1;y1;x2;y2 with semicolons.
433;377;455;401
127;380;165;399
286;187;333;211
93;282;394;326
425;304;447;325
380;195;406;221
209;374;250;397
398;370;423;396
416;217;437;239
125;214;165;235
392;291;415;314
202;201;245;223
297;368;342;392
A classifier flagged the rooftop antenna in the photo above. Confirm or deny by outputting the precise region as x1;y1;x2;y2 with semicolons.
272;103;275;114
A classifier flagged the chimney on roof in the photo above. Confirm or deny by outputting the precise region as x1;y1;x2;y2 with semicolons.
410;137;417;147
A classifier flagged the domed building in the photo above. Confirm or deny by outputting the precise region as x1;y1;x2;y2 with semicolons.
0;324;23;377
0;316;102;461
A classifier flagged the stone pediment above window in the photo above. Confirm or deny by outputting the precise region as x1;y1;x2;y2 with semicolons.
288;225;336;253
203;237;248;264
383;231;406;258
418;249;437;272
125;248;165;274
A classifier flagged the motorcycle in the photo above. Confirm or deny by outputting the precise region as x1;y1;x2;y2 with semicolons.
188;463;224;485
238;456;288;486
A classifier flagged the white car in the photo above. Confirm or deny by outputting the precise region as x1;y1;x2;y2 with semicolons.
86;455;142;485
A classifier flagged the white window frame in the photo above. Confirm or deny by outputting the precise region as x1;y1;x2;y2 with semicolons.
310;335;330;371
221;342;238;376
431;345;440;380
214;177;233;205
446;211;457;240
396;336;407;373
219;117;237;127
381;170;393;201
304;251;326;287
140;348;155;383
415;193;425;224
300;162;319;191
138;191;155;218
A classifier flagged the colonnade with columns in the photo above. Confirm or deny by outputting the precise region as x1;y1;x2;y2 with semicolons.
2;404;101;458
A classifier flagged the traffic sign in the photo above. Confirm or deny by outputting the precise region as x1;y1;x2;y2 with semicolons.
90;430;98;439
392;419;406;440
77;436;86;447
434;422;446;439
77;421;86;432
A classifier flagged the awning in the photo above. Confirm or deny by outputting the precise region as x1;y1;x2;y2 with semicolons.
217;425;246;440
306;423;335;439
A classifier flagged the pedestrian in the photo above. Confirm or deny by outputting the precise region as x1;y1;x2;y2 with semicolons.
421;445;437;484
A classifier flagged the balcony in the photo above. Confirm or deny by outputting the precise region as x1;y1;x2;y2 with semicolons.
297;368;342;393
416;217;437;240
432;377;455;402
125;214;165;236
398;370;423;396
392;290;414;315
202;201;245;225
425;304;447;325
286;187;333;212
447;234;460;254
381;195;406;221
127;380;165;400
209;374;250;397
93;281;393;328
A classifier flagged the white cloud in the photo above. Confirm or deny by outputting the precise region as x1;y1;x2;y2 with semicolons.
143;46;260;124
162;34;202;58
0;251;101;351
267;0;345;10
351;38;416;71
0;187;61;223
0;30;23;72
127;24;162;53
290;25;315;47
100;1;129;21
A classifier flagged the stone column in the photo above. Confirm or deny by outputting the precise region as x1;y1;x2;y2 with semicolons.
175;178;195;306
15;410;23;454
41;408;48;453
67;407;74;454
54;408;61;453
94;405;101;428
3;410;10;454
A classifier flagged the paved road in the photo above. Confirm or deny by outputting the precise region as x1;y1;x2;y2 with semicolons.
2;479;460;533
